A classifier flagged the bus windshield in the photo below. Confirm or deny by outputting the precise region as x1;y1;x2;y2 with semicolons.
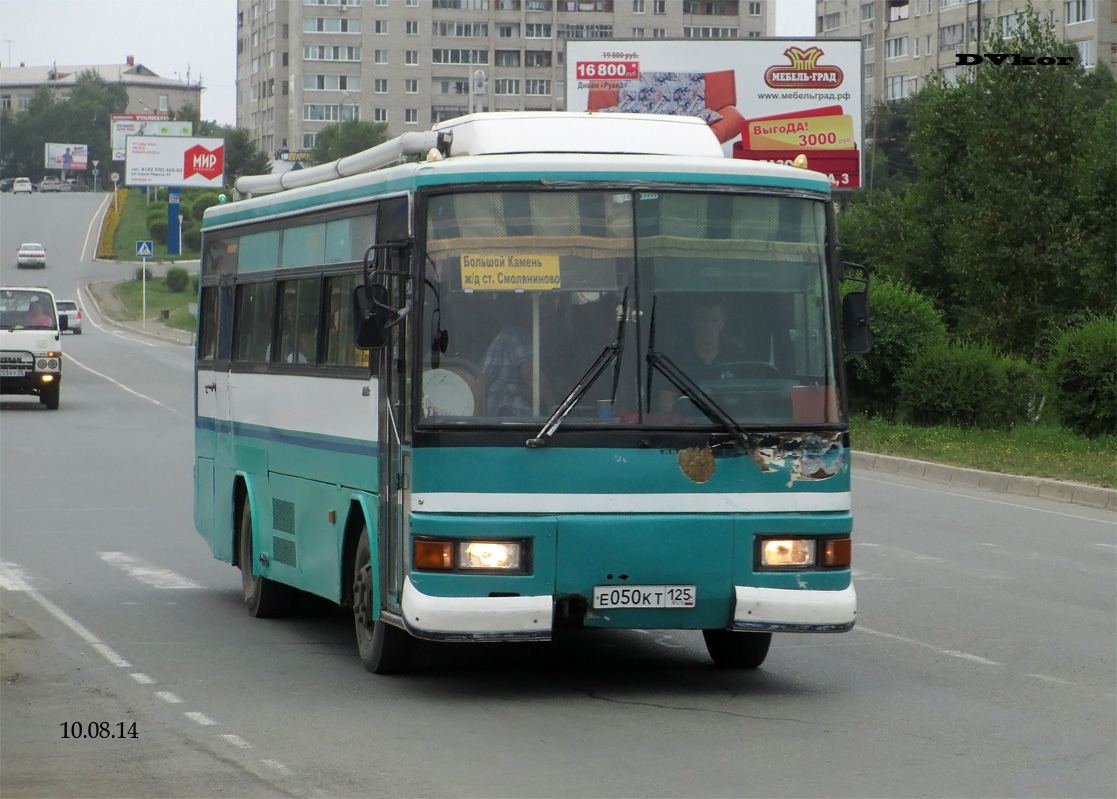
420;188;840;429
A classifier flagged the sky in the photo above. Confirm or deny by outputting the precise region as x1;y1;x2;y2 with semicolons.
1;0;815;128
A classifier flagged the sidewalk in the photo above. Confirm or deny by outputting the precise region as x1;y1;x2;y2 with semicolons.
83;279;195;347
79;278;1116;513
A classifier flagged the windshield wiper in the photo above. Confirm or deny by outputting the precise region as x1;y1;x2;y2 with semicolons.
644;294;755;450
526;288;627;448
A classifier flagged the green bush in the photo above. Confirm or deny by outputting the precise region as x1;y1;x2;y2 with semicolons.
845;280;949;418
182;223;203;252
165;266;190;293
190;275;200;295
190;191;223;222
146;201;169;228
898;341;1037;431
134;266;153;281
1048;318;1117;438
149;218;169;245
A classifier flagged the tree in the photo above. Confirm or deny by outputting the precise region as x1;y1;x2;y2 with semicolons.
903;9;1113;357
309;119;391;164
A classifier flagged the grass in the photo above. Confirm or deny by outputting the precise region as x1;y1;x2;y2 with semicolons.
111;188;200;262
106;275;198;333
851;414;1116;489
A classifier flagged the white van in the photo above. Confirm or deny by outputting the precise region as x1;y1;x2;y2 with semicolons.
0;286;66;409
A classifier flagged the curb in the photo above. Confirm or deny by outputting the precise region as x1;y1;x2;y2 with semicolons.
852;451;1117;512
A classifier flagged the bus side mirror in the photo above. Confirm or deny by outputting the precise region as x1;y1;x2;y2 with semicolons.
841;262;871;355
352;284;389;350
58;315;68;331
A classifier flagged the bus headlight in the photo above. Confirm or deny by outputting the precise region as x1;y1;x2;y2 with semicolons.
459;541;522;571
762;539;816;568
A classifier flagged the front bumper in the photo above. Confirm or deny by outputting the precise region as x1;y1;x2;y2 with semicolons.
732;584;856;632
400;577;553;641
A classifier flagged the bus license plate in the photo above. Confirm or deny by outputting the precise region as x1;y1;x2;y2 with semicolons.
593;585;696;609
0;369;27;378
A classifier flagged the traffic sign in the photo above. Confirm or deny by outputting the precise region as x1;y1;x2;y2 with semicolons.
136;241;154;258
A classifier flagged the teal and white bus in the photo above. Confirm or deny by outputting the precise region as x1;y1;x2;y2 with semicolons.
194;112;871;673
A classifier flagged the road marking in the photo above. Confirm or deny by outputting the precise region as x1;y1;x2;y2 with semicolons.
155;691;183;704
1029;673;1073;685
262;760;292;776
184;712;217;727
81;194;112;263
130;673;156;684
65;353;186;417
0;560;131;668
221;734;253;749
97;552;203;590
854;474;1116;524
857;625;1001;667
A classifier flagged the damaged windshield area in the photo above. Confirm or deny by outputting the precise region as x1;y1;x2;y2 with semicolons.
418;188;841;431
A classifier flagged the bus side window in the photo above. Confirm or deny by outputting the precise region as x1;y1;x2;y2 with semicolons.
325;274;362;366
198;287;219;361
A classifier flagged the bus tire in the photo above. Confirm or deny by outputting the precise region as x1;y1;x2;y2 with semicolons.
353;526;413;674
238;502;295;618
40;385;60;410
702;629;772;669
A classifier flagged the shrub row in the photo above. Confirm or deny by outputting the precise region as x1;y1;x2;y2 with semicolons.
845;278;1114;437
97;189;128;258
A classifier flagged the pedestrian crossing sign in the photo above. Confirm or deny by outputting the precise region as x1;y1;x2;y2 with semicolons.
136;240;154;258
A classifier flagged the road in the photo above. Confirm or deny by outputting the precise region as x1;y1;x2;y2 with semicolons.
1;192;1115;798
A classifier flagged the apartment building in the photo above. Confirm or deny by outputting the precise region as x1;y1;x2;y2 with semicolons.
0;55;202;117
237;0;773;158
816;0;1115;103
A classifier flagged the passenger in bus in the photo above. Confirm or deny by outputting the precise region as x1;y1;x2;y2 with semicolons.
658;298;731;412
480;297;553;416
287;327;315;364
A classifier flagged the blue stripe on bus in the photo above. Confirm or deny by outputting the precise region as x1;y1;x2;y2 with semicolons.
196;416;379;458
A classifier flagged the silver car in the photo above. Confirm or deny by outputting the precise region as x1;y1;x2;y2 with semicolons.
55;300;82;334
16;243;46;268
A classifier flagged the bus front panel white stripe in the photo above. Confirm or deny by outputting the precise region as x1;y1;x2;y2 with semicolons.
412;492;850;514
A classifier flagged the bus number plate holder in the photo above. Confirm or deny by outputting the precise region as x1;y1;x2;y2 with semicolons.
593;585;696;609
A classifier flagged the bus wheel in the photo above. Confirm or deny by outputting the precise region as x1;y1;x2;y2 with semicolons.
40;385;60;410
702;629;772;669
353;526;413;674
238;503;294;618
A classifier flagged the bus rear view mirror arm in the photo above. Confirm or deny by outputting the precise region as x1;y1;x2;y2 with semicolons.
841;263;872;355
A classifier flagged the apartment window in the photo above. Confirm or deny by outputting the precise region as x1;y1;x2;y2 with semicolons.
282;52;289;66
0;95;9;111
684;27;738;38
890;3;909;22
863;33;874;49
432;49;490;64
404;50;417;65
526;23;552;37
747;30;761;37
885;36;908;59
749;1;762;14
406;20;419;34
498;23;519;37
252;57;260;74
436;78;469;94
303;45;361;61
494;78;521;94
864;62;874;78
374;20;388;34
939;23;964;50
1074;38;1096;66
158;95;169;112
940;0;962;6
375;0;388;4
304;103;342;121
496;50;521;66
559;24;614;39
861;2;874;21
267;22;276;39
525;79;551;95
525;50;551;66
885;75;907;100
940;65;963;86
652;28;666;37
633;0;644;10
304;74;360;90
374;78;388;93
303;133;317;149
632;27;645;36
405;79;418;93
406;0;418;5
374;108;388;122
997;13;1024;37
653;0;665;13
434;21;488;36
304;17;361;33
1065;0;1095;24
402;108;418;124
823;12;840;31
913;35;920;57
374;49;388;63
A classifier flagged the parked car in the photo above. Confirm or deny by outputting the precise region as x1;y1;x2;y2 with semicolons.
12;177;33;194
39;176;62;192
0;178;13;192
55;299;82;334
63;178;89;192
16;243;46;268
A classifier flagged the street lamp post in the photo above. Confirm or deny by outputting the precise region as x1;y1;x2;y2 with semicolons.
341;91;360;122
469;69;487;115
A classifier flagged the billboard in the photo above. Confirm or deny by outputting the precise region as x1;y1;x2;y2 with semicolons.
125;136;225;188
111;114;193;161
44;142;89;171
565;39;863;189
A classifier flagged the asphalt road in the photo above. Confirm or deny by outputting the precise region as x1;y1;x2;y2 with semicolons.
2;192;1115;798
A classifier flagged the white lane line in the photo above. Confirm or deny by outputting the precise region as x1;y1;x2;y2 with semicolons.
220;734;253;749
184;712;217;727
130;673;156;685
857;625;1001;667
97;552;203;590
0;560;131;669
1095;543;1117;550
155;691;183;704
80;194;112;263
854;474;1116;524
65;353;186;417
262;760;292;776
1029;673;1074;686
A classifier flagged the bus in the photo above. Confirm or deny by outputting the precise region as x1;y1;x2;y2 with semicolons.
194;112;871;674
